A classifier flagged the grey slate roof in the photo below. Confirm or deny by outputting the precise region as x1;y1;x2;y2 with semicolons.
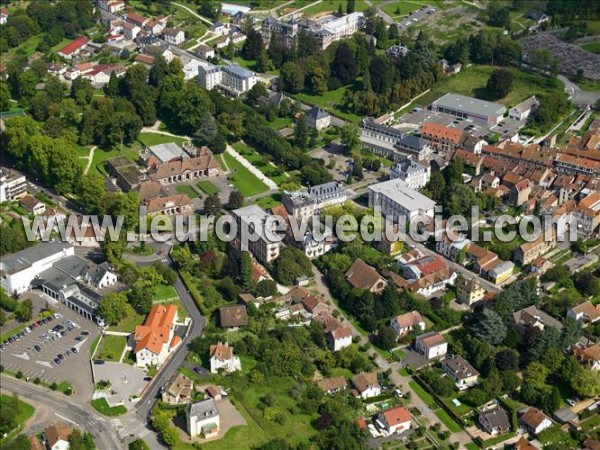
148;142;187;163
434;93;506;118
224;64;254;78
479;407;510;430
397;134;428;150
392;158;428;176
0;242;71;275
187;398;219;420
53;255;111;286
306;106;330;121
442;355;479;380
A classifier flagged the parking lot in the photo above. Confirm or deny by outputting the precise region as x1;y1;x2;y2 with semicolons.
0;296;102;399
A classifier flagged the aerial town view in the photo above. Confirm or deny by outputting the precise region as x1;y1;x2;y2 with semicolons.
1;0;600;449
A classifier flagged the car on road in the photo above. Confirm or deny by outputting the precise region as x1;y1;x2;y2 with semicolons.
75;336;84;341
53;358;61;364
71;347;78;353
0;344;5;351
34;345;42;352
81;330;90;336
57;354;64;360
66;350;72;356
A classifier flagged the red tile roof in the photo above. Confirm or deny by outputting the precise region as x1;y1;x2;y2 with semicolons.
58;36;89;56
420;122;465;144
381;405;411;426
134;305;178;354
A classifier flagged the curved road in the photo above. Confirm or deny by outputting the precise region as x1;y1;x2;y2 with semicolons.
0;375;121;449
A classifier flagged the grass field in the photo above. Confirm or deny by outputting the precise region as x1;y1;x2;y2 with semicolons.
137;132;188;148
153;284;178;301
0;395;35;444
300;0;367;18
111;310;145;333
255;194;282;209
434;409;463;432
267;116;294;130
415;65;563;109
232;141;289;185
220;152;270;197
175;184;200;198
295;80;362;123
89;144;141;175
197;180;220;195
581;42;600;54
96;335;128;362
408;381;435;406
381;1;427;18
91;398;127;416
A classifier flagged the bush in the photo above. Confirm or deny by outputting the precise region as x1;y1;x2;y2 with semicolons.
16;371;23;379
50;382;58;390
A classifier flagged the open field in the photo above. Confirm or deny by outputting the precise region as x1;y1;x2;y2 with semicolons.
96;335;128;362
581;41;600;54
197;180;220;195
300;0;368;18
232;141;290;185
381;1;429;18
153;284;178;302
111;310;145;333
220;152;270;197
295;80;362;123
415;65;563;109
434;408;463;432
90;397;127;416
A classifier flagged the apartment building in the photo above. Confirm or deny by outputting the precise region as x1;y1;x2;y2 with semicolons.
389;157;431;189
368;179;436;221
232;205;282;264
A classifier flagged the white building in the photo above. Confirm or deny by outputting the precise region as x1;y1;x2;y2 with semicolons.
198;62;258;97
352;372;381;399
0;168;28;202
187;398;220;437
163;28;186;45
390;311;425;336
209;342;242;373
134;304;181;368
415;332;447;360
368;179;436;221
97;0;125;13
389;158;430;189
0;242;74;295
327;325;353;351
304;106;331;131
520;407;553;435
196;44;215;60
232;205;281;264
377;406;411;434
282;181;348;220
313;12;365;49
509;96;539;121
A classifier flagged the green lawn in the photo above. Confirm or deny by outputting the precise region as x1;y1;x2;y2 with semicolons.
90;398;127;416
381;1;427;18
415;65;563;109
295;80;363;123
408;381;436;406
254;194;282;210
153;284;178;301
111;310;145;333
89;144;141;175
299;0;368;18
434;408;463;432
197;180;220;195
220;153;270;197
267;116;294;130
175;184;200;198
89;335;101;359
137;132;188;148
581;415;600;432
0;395;35;444
96;335;128;362
232;141;290;185
57;381;74;395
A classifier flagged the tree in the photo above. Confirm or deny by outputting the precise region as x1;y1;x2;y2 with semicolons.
330;44;357;87
525;362;549;389
69;429;96;450
204;193;221;215
495;348;519;370
426;172;446;203
472;308;506;345
486;68;513;100
161;427;179;447
242;28;263;60
294;117;310;148
377;325;397;350
255;279;278;298
541;387;561;414
347;0;355;13
199;0;221;20
15;299;33;322
80;173;107;215
571;368;600;397
0;82;11;112
97;292;131;326
257;49;270;73
239;251;254;292
226;190;244;210
272;247;312;285
280;62;305;93
340;123;359;154
575;272;600;296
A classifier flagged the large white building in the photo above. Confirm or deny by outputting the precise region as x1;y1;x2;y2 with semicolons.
0;168;28;202
0;242;74;295
232;205;281;264
431;93;506;126
282;181;349;221
368;179;436;222
187;398;220;438
198;62;258;97
134;304;181;368
389;158;431;189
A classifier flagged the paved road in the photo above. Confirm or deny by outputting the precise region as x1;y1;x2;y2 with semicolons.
366;0;394;25
0;375;123;449
134;255;205;420
558;75;600;108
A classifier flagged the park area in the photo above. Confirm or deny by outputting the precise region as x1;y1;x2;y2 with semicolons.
219;152;270;197
96;335;128;362
232;141;291;185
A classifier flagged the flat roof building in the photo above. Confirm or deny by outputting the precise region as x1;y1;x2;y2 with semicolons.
232;205;282;264
431;93;506;125
368;179;436;221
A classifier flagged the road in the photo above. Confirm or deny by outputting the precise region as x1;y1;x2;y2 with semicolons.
365;0;394;25
0;375;122;449
558;75;600;108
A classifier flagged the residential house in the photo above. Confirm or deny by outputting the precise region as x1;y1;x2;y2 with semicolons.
567;301;600;324
509;96;540;121
197;44;215;60
219;305;248;328
0;8;8;25
389;157;431;189
377;406;411;434
211;21;228;35
509;179;532;206
187;398;220;437
125;12;150;28
134;304;181;368
479;407;510;436
352;372;381;399
317;376;347;394
488;261;515;285
345;259;387;294
57;36;89;59
584;439;600;450
512;305;563;333
162;373;194;405
415;332;447;360
514;234;557;266
442;355;479;390
571;342;600;370
327;325;353;351
419;122;466;157
97;0;125;13
390;311;425;336
385;44;410;59
28;436;44;450
304;106;331;131
145;194;194;216
19;195;46;215
45;422;72;450
519;407;553;435
456;276;486;305
524;10;549;24
515;437;538;450
163;28;185;45
395;135;432;161
436;236;471;261
209;342;242;373
82;64;126;85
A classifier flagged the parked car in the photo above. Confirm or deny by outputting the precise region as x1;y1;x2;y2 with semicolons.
75;336;84;342
94;360;105;365
193;367;203;374
66;350;72;356
81;330;90;336
71;347;78;353
0;344;5;351
34;345;41;352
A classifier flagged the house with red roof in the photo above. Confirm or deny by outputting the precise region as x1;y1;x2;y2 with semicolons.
390;311;425;336
327;325;353;351
415;331;447;359
134;304;181;368
57;36;89;60
377;405;411;434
